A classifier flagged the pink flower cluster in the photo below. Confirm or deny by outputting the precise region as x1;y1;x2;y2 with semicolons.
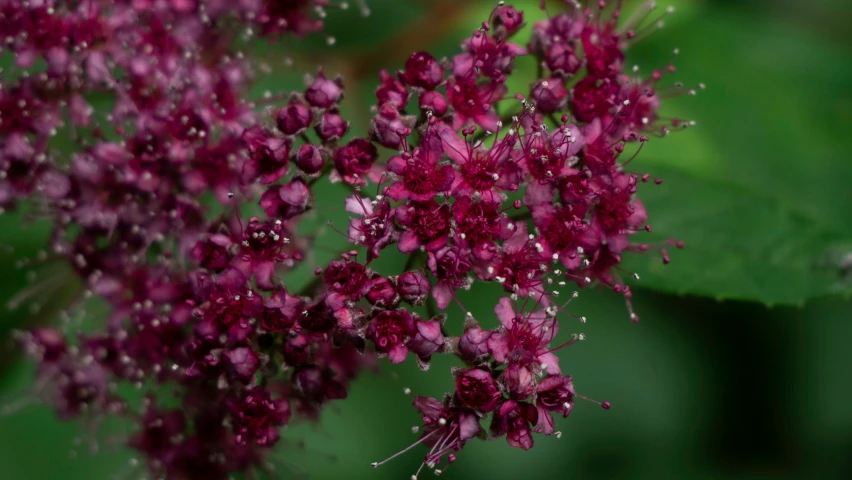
2;1;693;478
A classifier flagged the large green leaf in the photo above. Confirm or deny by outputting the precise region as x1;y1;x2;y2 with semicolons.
619;3;852;304
627;166;849;305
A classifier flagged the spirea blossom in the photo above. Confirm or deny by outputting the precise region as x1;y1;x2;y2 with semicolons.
2;1;697;478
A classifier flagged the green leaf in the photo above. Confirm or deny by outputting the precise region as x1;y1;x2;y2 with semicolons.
625;166;849;306
619;4;852;304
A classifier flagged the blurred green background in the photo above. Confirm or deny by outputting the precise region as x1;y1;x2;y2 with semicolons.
1;0;851;479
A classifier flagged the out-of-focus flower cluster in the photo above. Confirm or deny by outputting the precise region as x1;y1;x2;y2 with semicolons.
2;1;693;478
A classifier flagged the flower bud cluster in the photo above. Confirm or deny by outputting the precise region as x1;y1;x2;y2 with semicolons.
2;1;694;478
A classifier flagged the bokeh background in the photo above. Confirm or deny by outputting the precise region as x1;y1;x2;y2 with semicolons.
1;0;851;479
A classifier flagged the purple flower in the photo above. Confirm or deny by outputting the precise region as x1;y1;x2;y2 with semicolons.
407;317;446;362
419;90;448;116
259;177;312;220
227;387;290;446
323;259;370;309
276;101;313;136
369;103;415;149
293;365;348;404
396;271;430;306
400;51;444;90
501;363;535;401
530;77;567;114
371;395;480;470
297;300;338;334
314;109;350;142
488;297;561;374
455;368;502;412
7;1;692;476
386;131;454;201
232;218;298;290
346;194;396;261
366;310;416;364
294;144;325;174
528;13;584;76
571;75;620;123
332;138;379;185
458;326;492;361
438;123;520;200
129;403;187;462
364;276;399;307
259;289;301;333
590;172;648;252
304;71;344;108
427;244;473;310
453;31;526;80
490;400;538;450
534;375;576;434
375;69;410;108
531;202;593;269
224;347;261;383
489;223;548;300
191;234;233;271
452;196;512;260
446;76;506;131
194;272;262;343
396;199;453;254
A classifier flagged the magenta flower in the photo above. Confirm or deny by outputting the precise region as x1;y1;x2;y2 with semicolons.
259;289;301;333
372;395;481;473
427;244;473;310
375;69;410;109
571;75;621;123
364;276;400;307
304;70;344;108
232;218;298;290
224;347;261;383
346;194;397;261
293;365;348;404
502;363;536;400
396;270;431;306
315;109;350;142
128;403;187;463
227;387;291;447
439;124;521;200
458;325;493;361
489;222;548;300
323;259;370;309
401;51;444;90
535;375;576;434
490;400;539;450
8;1;691;477
531;202;594;269
294;144;325;174
446;76;507;131
407;316;447;363
366;309;417;364
386;131;454;201
259;177;312;220
455;368;502;412
370;102;415;149
453;30;526;81
396;199;452;253
529;14;583;76
530;77;568;113
452;196;513;260
488;297;561;374
276;100;313;136
332;138;380;185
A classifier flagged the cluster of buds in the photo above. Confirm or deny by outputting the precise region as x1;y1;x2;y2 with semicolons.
2;1;696;479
